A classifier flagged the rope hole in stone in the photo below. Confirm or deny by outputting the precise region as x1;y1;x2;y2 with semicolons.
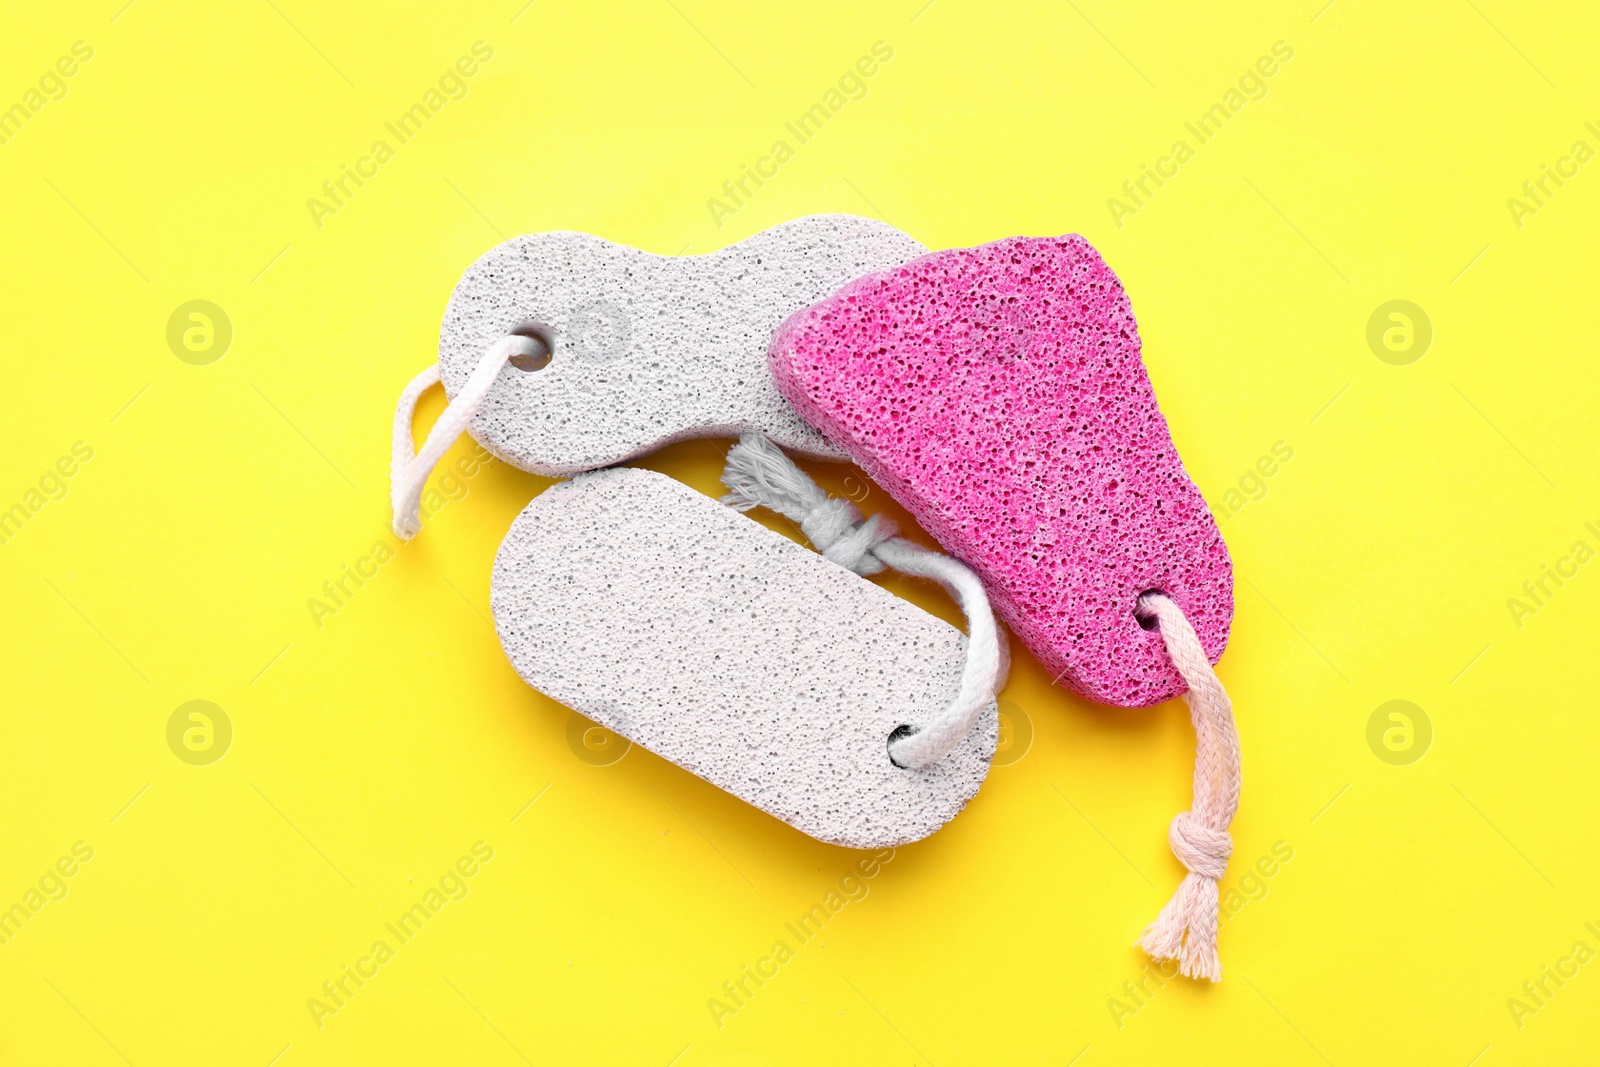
886;723;917;769
1134;588;1165;630
507;320;554;371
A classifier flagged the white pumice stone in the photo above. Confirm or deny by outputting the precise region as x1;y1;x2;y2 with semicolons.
490;467;997;847
438;215;927;476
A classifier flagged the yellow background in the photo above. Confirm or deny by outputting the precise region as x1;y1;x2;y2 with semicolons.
3;0;1597;1062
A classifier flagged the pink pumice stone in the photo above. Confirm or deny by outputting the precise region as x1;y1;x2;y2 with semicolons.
769;235;1232;707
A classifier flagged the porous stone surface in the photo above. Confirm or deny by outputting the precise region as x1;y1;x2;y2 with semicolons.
439;215;927;476
769;235;1233;708
490;467;997;847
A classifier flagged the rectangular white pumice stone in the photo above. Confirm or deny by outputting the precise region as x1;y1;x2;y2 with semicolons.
490;468;997;847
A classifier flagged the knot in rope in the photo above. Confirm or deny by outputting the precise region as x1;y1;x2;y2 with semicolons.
719;433;1006;772
798;497;898;576
1167;811;1232;881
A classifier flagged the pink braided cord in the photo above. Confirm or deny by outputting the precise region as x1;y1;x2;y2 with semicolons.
1135;591;1241;982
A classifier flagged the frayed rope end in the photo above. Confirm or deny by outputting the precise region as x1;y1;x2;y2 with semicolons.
719;434;824;519
1138;870;1223;983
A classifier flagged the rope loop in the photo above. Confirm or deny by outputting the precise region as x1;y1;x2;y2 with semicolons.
720;433;1007;770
